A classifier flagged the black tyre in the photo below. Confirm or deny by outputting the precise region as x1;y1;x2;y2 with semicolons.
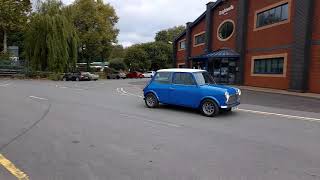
201;99;219;117
107;76;110;79
145;93;159;108
75;77;80;81
62;77;67;81
116;76;120;79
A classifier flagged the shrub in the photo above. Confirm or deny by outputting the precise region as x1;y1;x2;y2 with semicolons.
48;73;63;81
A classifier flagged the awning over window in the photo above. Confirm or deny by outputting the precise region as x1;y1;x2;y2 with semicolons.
192;48;240;60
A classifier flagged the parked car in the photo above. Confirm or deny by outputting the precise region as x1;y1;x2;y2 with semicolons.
126;71;144;78
143;69;241;117
85;72;99;81
107;71;126;79
62;72;90;81
143;71;155;78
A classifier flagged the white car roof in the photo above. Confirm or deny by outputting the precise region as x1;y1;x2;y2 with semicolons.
157;68;206;73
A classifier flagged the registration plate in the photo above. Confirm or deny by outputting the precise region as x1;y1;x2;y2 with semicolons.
232;106;239;111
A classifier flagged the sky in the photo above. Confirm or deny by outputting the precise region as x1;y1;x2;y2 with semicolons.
61;0;212;47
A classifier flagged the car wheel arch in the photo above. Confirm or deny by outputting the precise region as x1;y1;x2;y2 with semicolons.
199;97;220;108
144;91;160;102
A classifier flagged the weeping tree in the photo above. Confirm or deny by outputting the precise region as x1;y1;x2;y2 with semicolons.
24;0;78;73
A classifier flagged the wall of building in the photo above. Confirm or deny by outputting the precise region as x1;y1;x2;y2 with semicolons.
244;49;291;89
176;35;186;66
191;19;206;57
174;0;319;93
211;0;238;51
244;0;294;90
309;0;320;93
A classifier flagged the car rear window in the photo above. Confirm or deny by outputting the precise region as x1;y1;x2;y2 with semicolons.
154;72;172;84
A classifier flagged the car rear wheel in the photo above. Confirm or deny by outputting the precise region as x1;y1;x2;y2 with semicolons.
201;99;219;117
76;77;80;81
62;77;67;81
145;93;159;108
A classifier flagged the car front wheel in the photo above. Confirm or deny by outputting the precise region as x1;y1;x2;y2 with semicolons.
145;93;159;108
201;99;219;117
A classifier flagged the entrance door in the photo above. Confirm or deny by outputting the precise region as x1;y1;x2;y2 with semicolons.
211;58;237;84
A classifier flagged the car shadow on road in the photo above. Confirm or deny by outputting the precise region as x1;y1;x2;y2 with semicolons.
140;103;238;118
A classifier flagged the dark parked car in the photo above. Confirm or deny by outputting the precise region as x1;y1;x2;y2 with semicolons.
126;71;144;78
62;72;90;81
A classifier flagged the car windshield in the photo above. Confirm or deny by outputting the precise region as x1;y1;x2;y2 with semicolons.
193;72;216;85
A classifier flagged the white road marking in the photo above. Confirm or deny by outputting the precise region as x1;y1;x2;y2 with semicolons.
118;87;320;123
116;88;130;96
0;80;12;87
120;88;143;98
238;108;320;122
59;86;68;89
0;83;11;87
29;96;48;101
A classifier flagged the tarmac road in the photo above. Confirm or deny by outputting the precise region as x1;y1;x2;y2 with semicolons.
0;78;320;180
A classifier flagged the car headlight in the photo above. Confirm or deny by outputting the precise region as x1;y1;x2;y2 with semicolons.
225;91;230;102
236;88;241;96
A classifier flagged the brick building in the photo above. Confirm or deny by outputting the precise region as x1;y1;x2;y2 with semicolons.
173;0;320;93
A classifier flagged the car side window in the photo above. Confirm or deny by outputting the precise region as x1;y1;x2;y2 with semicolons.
154;72;172;84
173;73;196;85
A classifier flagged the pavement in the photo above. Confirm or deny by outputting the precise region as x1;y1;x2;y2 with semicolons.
0;78;320;180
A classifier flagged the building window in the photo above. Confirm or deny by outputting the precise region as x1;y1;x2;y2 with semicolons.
253;58;284;74
217;20;234;41
255;1;290;30
194;32;205;46
178;40;186;50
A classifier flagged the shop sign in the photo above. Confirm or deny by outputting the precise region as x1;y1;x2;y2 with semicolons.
219;5;234;15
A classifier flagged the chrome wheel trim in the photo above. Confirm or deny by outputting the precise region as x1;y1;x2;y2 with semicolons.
202;101;215;115
146;95;156;107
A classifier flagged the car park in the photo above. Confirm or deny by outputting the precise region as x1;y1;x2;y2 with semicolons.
143;69;241;117
62;72;90;81
143;71;155;78
126;71;144;78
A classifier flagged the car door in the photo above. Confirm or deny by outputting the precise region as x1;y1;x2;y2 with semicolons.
169;72;200;108
150;72;172;104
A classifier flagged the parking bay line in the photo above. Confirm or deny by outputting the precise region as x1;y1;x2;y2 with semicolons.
238;108;320;122
0;154;29;180
119;87;320;123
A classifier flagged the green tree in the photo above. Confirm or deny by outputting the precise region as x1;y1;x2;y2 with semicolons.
109;44;125;59
24;0;78;73
0;0;31;53
124;45;150;71
141;42;173;70
72;0;119;69
155;25;185;43
109;58;127;71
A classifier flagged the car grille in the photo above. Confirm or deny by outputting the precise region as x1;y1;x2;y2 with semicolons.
228;94;239;104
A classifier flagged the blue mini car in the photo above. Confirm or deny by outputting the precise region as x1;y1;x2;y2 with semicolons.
143;69;241;117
